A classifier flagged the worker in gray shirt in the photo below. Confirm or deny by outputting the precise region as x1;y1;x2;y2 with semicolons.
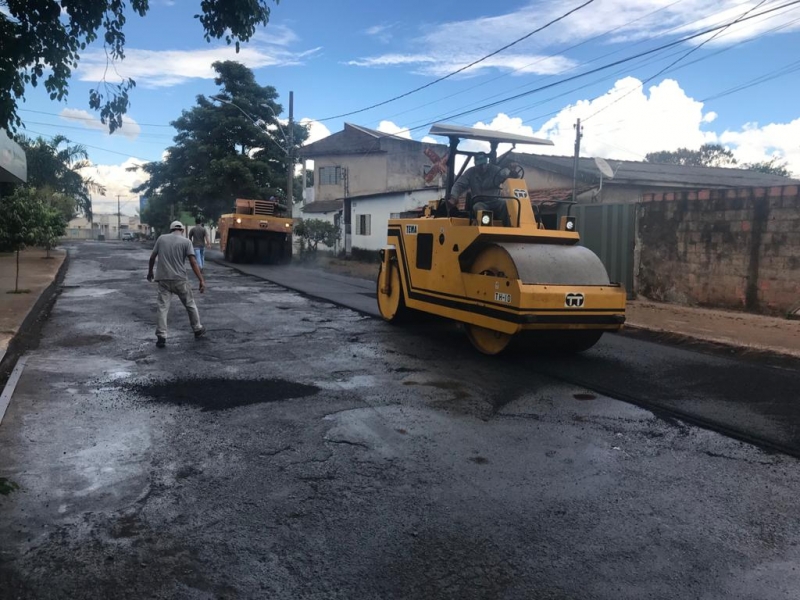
447;152;512;226
147;220;207;348
188;219;210;270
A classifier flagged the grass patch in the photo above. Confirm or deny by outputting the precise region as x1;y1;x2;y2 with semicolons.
6;290;31;294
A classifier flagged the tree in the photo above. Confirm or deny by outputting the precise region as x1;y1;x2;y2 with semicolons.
133;61;308;222
0;187;46;293
645;144;738;167
36;204;67;258
741;158;793;177
139;193;176;235
294;218;341;253
0;0;278;133
17;135;102;219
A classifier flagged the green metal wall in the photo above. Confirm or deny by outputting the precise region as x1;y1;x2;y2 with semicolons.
572;203;636;298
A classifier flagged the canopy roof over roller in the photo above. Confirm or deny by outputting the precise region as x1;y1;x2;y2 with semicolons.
429;123;553;147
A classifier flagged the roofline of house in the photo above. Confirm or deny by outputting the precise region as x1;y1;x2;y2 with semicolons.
338;187;443;201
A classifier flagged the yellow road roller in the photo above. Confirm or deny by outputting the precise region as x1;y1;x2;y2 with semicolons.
376;123;626;354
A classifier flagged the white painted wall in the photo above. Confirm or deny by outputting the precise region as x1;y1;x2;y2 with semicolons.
350;188;442;252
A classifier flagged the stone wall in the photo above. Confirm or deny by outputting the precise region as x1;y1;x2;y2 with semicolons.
637;185;799;315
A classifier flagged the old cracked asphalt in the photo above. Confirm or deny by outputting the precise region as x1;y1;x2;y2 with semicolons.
1;241;800;600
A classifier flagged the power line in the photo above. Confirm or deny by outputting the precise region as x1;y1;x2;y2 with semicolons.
18;108;173;128
21;119;174;140
362;0;796;139
576;15;800;134
399;0;800;134
303;0;800;163
378;0;688;125
583;0;771;122
23;129;156;162
316;0;597;122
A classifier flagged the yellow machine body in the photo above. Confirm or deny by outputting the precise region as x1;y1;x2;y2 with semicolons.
218;198;293;264
377;178;627;354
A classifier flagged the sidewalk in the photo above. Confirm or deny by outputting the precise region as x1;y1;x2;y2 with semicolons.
0;248;66;366
625;300;800;359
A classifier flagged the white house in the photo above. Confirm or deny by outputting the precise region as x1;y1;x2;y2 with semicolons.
300;123;447;255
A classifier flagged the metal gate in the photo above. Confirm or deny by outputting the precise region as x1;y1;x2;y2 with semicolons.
572;203;635;298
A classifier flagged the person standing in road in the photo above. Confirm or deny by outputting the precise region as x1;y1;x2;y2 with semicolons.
147;221;207;348
188;219;210;271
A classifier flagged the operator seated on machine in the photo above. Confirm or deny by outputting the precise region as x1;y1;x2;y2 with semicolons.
446;152;515;227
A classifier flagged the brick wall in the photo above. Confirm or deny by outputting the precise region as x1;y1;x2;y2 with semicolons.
637;185;800;315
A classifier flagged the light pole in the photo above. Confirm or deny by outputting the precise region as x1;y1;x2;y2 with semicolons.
210;94;295;204
286;91;294;207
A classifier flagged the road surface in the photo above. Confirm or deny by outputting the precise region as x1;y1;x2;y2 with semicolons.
1;241;799;600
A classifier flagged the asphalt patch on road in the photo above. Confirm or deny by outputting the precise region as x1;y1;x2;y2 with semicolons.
57;334;114;347
125;377;320;412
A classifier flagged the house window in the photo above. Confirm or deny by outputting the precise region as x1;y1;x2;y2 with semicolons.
355;214;371;236
389;213;401;219
319;166;342;185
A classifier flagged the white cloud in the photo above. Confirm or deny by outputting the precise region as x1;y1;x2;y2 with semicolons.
300;118;331;145
59;108;141;141
364;23;399;43
75;27;320;88
720;119;800;174
398;76;800;176
377;120;412;139
348;1;800;77
526;77;717;159
348;52;576;77
78;158;148;216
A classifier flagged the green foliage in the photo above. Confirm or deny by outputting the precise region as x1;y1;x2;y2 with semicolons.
139;194;177;236
0;477;20;496
294;218;341;253
0;0;277;132
645;144;738;167
37;204;68;257
741;158;793;177
16;135;101;219
133;61;308;222
0;187;46;252
646;145;794;177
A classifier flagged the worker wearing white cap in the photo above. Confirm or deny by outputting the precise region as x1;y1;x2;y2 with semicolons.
147;220;207;348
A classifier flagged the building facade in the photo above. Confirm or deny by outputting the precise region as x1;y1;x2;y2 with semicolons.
300;123;447;254
64;214;144;240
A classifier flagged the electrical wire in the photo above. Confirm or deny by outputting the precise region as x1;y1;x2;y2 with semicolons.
316;0;597;122
378;0;688;124
23;129;157;161
583;0;771;122
356;0;794;137
397;0;800;135
19;108;173;128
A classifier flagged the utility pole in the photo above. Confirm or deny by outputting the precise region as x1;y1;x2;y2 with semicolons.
571;118;583;203
117;195;121;240
286;91;294;207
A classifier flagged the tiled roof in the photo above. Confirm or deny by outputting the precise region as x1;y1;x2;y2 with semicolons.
513;154;799;188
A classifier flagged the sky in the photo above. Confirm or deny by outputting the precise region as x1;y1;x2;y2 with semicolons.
11;0;800;215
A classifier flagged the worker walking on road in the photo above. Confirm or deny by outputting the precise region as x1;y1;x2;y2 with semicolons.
147;220;207;348
188;218;210;271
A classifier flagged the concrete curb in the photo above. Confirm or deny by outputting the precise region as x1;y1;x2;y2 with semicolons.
0;250;70;381
620;323;800;364
0;356;27;426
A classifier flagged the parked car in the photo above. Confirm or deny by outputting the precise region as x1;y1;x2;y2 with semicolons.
122;232;135;241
